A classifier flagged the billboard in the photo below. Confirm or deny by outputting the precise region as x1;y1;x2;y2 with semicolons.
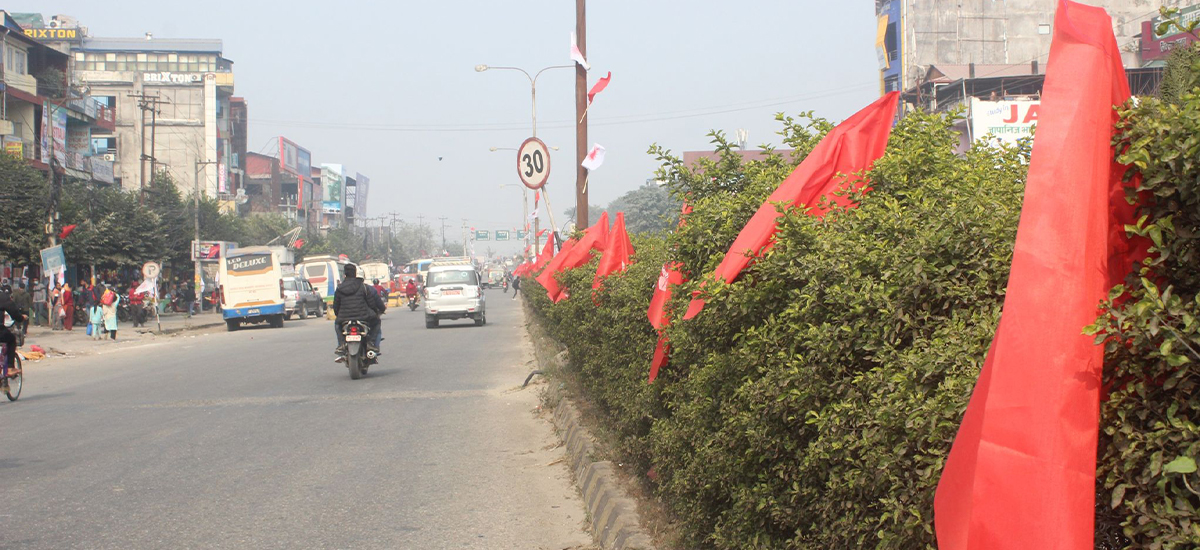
355;173;369;218
970;98;1039;146
279;137;311;178
1141;6;1200;62
321;164;344;213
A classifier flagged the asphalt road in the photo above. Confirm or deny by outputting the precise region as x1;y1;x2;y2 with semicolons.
1;290;592;550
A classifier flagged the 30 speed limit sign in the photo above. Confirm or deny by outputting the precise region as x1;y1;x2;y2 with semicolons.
516;137;551;190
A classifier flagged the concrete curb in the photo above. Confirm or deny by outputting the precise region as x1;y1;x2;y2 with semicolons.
549;396;656;550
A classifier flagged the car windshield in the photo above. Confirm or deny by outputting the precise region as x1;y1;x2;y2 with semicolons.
283;279;298;291
428;270;478;287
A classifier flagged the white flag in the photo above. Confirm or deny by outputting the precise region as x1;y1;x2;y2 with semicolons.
570;32;590;71
529;209;539;221
581;144;606;171
135;277;158;297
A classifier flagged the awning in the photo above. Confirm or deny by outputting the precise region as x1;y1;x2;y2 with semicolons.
876;15;890;70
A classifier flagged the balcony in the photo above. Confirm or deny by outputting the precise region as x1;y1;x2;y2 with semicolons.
3;72;38;96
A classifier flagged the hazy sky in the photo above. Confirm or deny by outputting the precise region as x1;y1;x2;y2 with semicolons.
15;1;880;253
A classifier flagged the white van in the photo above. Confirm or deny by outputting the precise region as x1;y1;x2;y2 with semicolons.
220;246;286;331
359;261;391;285
423;263;485;328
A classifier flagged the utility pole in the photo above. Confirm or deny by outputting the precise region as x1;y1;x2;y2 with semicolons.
461;219;469;258
438;216;448;255
44;101;60;249
129;92;166;205
194;160;218;304
575;0;589;229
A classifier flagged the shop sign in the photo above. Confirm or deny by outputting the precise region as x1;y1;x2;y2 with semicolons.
143;72;203;85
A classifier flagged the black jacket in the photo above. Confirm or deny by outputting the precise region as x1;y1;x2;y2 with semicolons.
333;277;385;321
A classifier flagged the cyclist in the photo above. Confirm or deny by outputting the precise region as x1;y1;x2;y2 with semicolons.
0;285;27;385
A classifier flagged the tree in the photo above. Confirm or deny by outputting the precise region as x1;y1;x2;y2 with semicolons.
605;182;680;234
0;154;51;264
562;204;606;228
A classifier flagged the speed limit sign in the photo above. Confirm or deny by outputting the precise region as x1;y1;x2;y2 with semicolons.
517;137;551;190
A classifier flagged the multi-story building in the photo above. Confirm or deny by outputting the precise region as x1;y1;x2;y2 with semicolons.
2;12;117;185
71;35;235;197
874;0;1196;94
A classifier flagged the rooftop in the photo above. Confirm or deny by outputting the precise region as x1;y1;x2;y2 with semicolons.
80;37;223;54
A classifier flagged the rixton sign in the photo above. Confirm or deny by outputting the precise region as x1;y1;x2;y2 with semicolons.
142;72;203;85
23;27;82;42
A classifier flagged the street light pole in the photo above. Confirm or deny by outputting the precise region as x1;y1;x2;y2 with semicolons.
476;64;571;254
194;160;218;309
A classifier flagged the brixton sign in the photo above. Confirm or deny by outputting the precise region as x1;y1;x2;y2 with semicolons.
23;28;82;42
143;72;203;85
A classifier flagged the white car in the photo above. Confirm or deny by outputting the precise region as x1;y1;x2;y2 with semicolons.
423;264;485;328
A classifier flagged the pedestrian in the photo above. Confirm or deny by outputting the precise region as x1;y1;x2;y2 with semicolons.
89;292;105;340
100;283;119;340
128;284;146;327
11;282;31;335
32;280;46;327
50;283;62;330
183;283;196;317
61;282;75;331
511;275;521;300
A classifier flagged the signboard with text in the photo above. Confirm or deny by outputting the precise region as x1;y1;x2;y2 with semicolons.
321;164;344;213
475;230;491;241
970;98;1040;146
23;27;83;43
495;230;510;241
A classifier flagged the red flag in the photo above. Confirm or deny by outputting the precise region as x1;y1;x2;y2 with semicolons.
683;91;899;320
593;212;634;289
588;72;611;104
536;212;610;302
293;238;305;249
531;237;557;274
58;224;78;240
647;262;684;331
648;335;670;383
935;3;1144;549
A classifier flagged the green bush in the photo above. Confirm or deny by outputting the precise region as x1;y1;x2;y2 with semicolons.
1089;44;1200;549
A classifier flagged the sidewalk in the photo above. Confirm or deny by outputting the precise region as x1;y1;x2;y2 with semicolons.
23;311;228;359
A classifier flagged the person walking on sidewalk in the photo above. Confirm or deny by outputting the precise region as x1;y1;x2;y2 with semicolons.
50;283;62;330
11;282;31;335
61;283;75;331
510;275;521;300
183;283;196;318
89;294;105;340
128;284;146;327
32;281;46;327
100;283;120;340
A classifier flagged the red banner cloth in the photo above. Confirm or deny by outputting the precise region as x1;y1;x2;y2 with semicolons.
648;335;670;383
934;2;1144;549
537;212;609;302
530;237;557;275
593;212;634;289
682;92;899;320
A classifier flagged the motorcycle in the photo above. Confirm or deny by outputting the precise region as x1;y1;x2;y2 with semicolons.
407;294;419;311
341;320;378;380
502;279;509;294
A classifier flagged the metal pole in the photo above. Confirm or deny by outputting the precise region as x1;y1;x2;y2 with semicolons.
194;162;203;317
575;0;589;229
45;102;57;248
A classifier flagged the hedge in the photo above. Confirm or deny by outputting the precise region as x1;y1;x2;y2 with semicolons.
525;47;1198;550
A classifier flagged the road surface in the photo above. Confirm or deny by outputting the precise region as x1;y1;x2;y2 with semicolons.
1;291;592;549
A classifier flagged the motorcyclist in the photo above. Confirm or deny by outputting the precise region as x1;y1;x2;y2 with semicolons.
332;264;385;362
404;279;419;304
372;279;389;301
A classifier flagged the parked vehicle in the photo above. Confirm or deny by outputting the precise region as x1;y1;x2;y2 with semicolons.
283;276;324;320
341;319;377;379
220;246;286;331
423;263;485;328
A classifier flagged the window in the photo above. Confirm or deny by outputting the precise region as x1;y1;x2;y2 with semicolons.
428;269;479;287
6;46;28;75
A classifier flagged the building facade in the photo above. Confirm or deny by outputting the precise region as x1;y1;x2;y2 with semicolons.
71;36;235;197
875;0;1198;94
2;12;117;184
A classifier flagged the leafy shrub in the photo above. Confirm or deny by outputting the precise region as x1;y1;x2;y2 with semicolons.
1090;44;1200;549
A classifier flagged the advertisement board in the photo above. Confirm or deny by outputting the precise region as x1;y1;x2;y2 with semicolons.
321;164;344;214
279;137;312;177
40;102;50;164
1141;6;1200;62
354;173;369;218
52;106;67;166
90;157;114;184
40;245;66;275
970;98;1040;146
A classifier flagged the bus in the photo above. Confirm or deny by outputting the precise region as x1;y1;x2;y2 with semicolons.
220;246;286;331
298;255;345;304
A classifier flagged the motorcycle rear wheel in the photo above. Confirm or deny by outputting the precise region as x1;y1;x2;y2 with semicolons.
347;353;363;380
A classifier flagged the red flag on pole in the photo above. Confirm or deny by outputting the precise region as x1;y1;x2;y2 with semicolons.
934;3;1144;549
536;212;609;302
530;236;557;274
593;212;633;289
588;72;611;104
682;92;899;320
57;224;78;240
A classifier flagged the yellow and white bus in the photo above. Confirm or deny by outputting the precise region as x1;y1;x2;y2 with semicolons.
220;246;286;331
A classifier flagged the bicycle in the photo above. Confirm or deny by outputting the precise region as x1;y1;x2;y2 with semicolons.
1;342;22;401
